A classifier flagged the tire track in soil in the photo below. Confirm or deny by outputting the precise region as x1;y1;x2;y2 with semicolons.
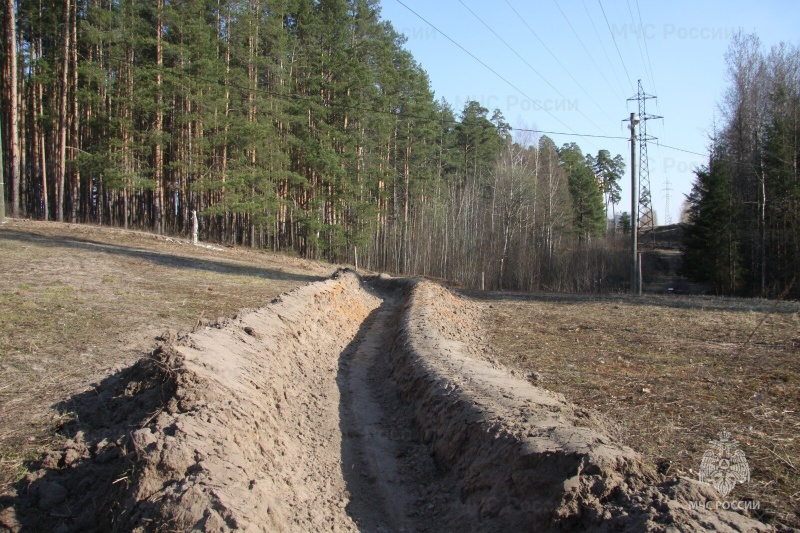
338;297;407;531
337;292;461;532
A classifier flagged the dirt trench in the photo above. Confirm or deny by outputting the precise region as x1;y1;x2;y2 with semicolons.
1;272;774;532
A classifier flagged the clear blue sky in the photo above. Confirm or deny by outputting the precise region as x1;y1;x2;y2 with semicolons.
378;0;798;225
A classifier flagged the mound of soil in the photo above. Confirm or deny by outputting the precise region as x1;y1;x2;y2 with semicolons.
3;270;381;532
0;271;775;532
390;281;772;532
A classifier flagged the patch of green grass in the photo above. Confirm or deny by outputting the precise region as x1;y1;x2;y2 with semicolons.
0;448;34;488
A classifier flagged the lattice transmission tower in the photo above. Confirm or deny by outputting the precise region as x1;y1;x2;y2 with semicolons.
627;80;661;246
663;176;673;225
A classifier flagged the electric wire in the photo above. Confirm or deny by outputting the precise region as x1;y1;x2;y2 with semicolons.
502;0;620;125
652;142;705;158
634;0;658;100
627;0;670;220
395;0;582;136
626;0;656;94
580;0;628;101
457;0;610;135
597;0;635;93
516;128;626;140
551;0;626;105
632;0;668;208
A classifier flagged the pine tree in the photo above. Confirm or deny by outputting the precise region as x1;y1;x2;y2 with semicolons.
1;0;637;291
619;212;631;235
559;142;604;241
587;149;624;223
761;102;800;296
681;154;743;294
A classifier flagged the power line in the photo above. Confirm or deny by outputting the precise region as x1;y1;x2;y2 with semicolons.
395;0;582;136
502;0;620;125
634;1;664;159
551;0;625;106
629;0;665;155
623;0;662;229
515;128;626;140
457;0;609;135
635;0;658;99
626;0;656;94
628;80;661;240
580;0;627;101
653;142;705;157
597;0;634;93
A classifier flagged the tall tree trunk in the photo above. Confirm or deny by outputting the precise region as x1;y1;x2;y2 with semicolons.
36;29;47;220
123;0;134;229
153;0;164;233
56;0;71;222
220;2;231;242
5;0;20;217
69;0;79;222
401;138;411;273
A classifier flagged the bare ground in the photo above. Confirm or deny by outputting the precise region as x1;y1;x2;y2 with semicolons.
0;219;332;494
0;220;792;532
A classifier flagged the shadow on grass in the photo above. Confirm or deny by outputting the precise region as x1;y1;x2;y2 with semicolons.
459;288;800;315
2;350;175;531
0;229;325;284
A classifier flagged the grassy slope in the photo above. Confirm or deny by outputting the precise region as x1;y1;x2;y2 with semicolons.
0;219;334;492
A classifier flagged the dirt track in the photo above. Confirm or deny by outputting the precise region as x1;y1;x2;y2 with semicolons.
1;271;776;531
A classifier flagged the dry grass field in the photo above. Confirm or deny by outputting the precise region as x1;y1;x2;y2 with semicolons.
478;290;800;529
2;218;798;530
0;219;333;494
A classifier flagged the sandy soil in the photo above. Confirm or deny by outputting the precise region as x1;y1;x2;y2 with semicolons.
0;219;332;496
1;267;779;532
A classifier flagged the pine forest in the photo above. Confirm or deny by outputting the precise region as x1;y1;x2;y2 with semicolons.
681;33;800;299
1;1;797;297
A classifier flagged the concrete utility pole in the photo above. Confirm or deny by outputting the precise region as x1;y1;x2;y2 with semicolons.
626;112;640;295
